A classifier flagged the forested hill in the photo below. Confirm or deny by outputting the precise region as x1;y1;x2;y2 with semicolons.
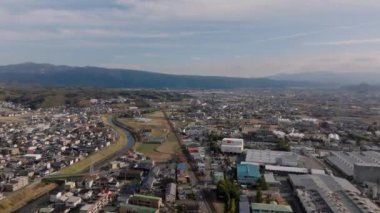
0;63;306;89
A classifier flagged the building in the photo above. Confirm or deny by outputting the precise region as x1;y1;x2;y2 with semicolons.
237;163;261;185
80;204;96;213
245;149;299;167
326;151;380;179
251;203;293;213
353;163;380;183
177;163;188;184
177;200;200;213
263;173;280;188
65;196;82;208
165;183;177;203
4;176;29;192
221;138;244;154
289;174;380;213
264;165;308;174
119;204;158;213
128;194;162;209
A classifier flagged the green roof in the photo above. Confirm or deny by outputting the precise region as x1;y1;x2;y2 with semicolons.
121;204;157;213
132;194;161;201
251;203;293;212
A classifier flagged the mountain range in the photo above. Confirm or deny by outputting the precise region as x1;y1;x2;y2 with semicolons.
0;63;304;89
0;63;378;89
268;71;380;85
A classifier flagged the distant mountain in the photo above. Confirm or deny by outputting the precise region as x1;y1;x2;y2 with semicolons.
0;63;306;89
269;71;380;85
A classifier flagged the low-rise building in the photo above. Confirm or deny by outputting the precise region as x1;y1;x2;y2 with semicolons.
245;149;299;167
220;138;244;154
165;183;176;203
128;194;162;209
251;203;293;213
4;176;29;192
119;204;159;213
237;163;261;185
65;196;82;208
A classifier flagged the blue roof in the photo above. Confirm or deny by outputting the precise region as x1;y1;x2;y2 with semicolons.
177;162;187;171
237;164;261;178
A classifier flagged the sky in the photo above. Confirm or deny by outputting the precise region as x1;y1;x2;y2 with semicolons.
1;0;380;77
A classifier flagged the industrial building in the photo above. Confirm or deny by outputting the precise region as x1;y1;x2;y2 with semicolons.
220;138;244;154
289;174;380;213
353;163;380;183
326;151;380;179
245;149;299;167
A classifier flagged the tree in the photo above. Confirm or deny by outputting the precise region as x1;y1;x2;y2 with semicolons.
256;188;263;203
228;198;236;213
277;139;290;151
217;180;240;213
259;177;268;190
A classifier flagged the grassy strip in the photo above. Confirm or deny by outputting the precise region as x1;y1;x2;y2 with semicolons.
0;114;128;212
0;182;57;213
58;114;128;175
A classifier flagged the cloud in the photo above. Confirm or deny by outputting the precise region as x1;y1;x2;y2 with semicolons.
306;38;380;46
1;0;380;76
258;31;322;42
115;0;380;21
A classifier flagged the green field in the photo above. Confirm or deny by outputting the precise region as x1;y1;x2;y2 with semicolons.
119;111;180;162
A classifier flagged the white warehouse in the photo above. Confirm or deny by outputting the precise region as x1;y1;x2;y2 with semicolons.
221;138;244;154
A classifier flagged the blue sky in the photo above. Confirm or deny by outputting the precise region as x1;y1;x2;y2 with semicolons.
1;0;380;77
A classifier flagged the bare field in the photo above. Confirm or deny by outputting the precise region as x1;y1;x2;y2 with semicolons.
0;116;26;123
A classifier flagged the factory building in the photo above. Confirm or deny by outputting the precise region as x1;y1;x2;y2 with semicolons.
245;149;299;167
326;151;380;180
289;174;380;213
220;138;244;154
353;163;380;183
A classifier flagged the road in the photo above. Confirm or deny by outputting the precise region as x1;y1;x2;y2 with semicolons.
16;115;135;213
162;110;215;213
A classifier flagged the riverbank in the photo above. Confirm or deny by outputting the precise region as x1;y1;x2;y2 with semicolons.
0;114;134;213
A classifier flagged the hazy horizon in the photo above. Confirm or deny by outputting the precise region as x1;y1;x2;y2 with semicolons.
2;1;380;77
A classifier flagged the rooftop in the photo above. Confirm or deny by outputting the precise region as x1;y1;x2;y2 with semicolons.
121;204;157;213
237;164;261;178
245;149;298;166
251;203;293;212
